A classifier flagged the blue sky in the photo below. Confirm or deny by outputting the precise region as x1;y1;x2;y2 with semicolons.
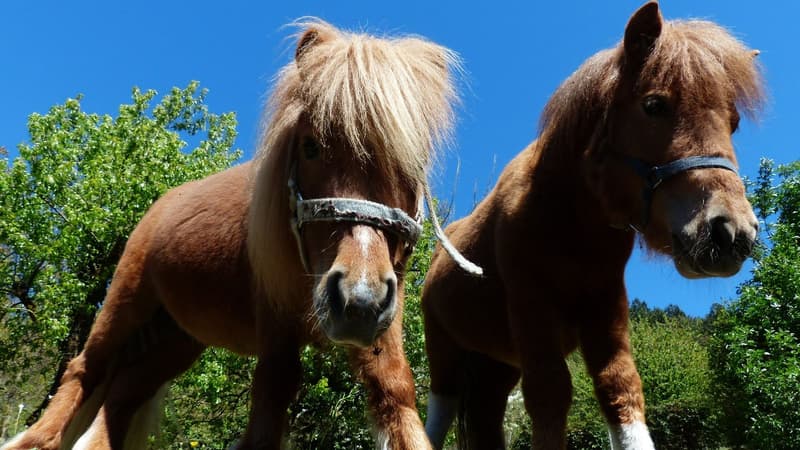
2;1;796;317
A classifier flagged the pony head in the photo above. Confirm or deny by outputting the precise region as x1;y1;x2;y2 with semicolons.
546;2;765;278
249;20;459;346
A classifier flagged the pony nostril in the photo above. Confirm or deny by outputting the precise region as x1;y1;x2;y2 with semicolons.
326;270;345;316
710;216;736;252
378;277;397;315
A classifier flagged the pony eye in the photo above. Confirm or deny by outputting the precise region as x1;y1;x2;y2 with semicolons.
731;110;741;133
302;136;320;159
642;95;670;117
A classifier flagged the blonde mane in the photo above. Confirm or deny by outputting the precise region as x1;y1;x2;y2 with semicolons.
539;19;766;153
248;19;461;308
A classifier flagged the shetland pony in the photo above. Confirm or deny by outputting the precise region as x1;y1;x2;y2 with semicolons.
3;20;460;450
421;3;765;449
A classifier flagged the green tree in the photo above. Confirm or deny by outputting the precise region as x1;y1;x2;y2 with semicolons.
0;82;240;435
709;158;800;449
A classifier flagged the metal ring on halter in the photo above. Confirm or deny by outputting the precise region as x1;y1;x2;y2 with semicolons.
287;162;423;273
620;154;739;229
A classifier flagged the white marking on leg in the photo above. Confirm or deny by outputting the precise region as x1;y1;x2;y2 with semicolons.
608;421;655;450
425;392;459;450
124;384;168;449
0;431;27;449
375;428;391;450
60;377;110;448
73;413;104;450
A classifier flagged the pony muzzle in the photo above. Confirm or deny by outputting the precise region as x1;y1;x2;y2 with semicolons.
672;210;758;278
317;268;397;347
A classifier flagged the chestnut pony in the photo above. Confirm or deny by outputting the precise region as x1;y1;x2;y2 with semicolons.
4;20;459;450
422;3;764;450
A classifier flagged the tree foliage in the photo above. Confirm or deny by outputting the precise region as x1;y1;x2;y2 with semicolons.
709;158;800;449
0;82;240;435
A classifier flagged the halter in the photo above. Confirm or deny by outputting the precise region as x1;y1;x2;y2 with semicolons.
287;161;423;273
620;154;739;230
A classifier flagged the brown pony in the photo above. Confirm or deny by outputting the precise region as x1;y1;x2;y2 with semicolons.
421;3;764;449
3;20;460;450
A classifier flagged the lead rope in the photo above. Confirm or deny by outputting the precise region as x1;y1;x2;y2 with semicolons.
423;183;484;276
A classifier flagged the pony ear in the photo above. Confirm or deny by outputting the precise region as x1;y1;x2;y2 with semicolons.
623;1;663;66
295;27;328;62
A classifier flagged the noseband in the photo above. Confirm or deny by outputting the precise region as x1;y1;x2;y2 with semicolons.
620;155;739;231
287;162;423;273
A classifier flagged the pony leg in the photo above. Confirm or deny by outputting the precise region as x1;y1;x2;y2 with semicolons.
423;309;465;449
513;306;573;450
234;342;302;450
457;353;520;450
579;300;654;450
520;354;572;450
72;320;205;449
2;260;159;450
350;317;430;450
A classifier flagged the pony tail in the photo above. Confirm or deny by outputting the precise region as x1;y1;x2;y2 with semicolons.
455;392;471;450
453;357;476;450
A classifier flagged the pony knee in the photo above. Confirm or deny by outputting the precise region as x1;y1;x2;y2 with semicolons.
521;363;572;447
62;351;107;388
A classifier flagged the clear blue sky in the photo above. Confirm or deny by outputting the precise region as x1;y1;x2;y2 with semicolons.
2;1;796;317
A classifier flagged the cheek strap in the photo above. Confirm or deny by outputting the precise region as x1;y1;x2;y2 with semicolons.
618;155;739;230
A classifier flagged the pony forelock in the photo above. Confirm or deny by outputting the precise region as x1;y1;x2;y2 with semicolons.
248;19;461;308
539;19;766;152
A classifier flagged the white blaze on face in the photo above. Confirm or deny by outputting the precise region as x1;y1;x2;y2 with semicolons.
352;226;377;302
354;226;374;257
608;421;655;450
351;271;373;302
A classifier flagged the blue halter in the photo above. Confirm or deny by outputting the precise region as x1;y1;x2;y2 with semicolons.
620;155;739;230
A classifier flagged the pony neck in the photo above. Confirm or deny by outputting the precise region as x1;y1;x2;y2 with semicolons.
528;134;636;258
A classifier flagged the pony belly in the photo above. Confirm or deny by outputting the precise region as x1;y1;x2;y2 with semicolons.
165;304;258;355
153;269;259;355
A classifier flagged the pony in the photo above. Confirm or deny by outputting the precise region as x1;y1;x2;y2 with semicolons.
3;19;461;450
421;2;765;449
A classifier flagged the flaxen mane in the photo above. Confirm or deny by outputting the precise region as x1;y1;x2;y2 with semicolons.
248;19;461;306
539;20;766;154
